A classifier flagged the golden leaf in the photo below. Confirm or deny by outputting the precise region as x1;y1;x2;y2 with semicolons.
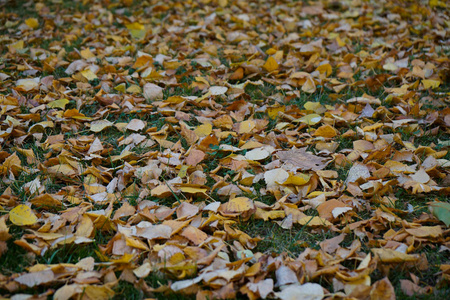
263;56;278;72
9;205;38;226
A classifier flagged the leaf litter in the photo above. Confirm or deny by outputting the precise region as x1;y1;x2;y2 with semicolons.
0;0;449;299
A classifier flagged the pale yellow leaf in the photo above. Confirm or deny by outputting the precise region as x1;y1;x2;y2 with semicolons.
80;69;98;81
47;98;69;109
90;120;114;132
298;114;322;125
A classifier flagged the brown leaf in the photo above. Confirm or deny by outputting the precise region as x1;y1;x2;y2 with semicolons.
400;279;431;297
320;233;346;254
181;226;208;245
185;149;206;166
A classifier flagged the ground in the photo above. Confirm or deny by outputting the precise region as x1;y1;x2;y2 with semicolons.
0;0;449;299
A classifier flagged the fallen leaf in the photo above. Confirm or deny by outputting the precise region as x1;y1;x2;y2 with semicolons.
16;78;40;91
219;197;255;219
245;147;270;161
405;226;442;238
263;56;278;72
143;83;164;100
15;269;54;287
264;168;289;188
9;205;38;226
371;248;418;263
275;283;324;300
25;18;39;29
298;114;322;125
370;277;395;300
277;148;329;171
428;202;450;226
209;86;228;95
47;98;70;109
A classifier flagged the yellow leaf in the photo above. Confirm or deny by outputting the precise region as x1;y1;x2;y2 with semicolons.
80;48;95;59
274;50;283;61
10;40;24;51
263;56;278;72
316;64;332;77
129;29;146;39
254;208;285;221
126;22;145;30
114;83;126;93
29;120;54;133
126;236;149;250
429;0;446;7
84;285;115;300
29;231;63;240
194;123;212;137
47;98;69;109
90;120;114;132
80;69;98;81
267;106;285;119
126;84;142;94
335;36;346;47
165;96;186;104
298;114;322;125
313;124;338;138
405;226;442;238
14;147;36;165
237;120;256;134
422;79;440;89
9;205;38;226
47;164;77;176
178;165;189;178
302;77;316;93
126;23;146;39
266;48;277;55
111;253;134;264
110;150;135;162
282;173;311;185
30;193;63;208
303;101;323;113
219;197;255;218
63;109;92;120
298;216;332;226
25;18;39;29
178;186;208;194
371;248;418;263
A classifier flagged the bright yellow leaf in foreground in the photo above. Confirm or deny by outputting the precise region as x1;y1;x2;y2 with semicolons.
9;205;38;226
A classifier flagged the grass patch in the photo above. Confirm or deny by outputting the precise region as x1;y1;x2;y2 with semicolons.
238;219;337;257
